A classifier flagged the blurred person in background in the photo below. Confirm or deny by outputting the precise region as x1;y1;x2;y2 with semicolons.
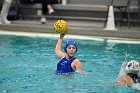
30;0;58;24
0;0;12;24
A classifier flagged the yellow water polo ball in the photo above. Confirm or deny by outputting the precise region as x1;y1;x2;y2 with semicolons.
54;20;68;35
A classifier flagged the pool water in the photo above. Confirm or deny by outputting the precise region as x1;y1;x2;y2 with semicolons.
0;35;140;93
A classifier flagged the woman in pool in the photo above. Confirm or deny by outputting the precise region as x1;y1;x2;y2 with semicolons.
55;34;84;74
115;60;140;90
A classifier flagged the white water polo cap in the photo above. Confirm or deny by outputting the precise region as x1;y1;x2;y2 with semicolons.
125;60;140;74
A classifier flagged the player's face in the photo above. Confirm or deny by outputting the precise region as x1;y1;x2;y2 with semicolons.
66;45;76;57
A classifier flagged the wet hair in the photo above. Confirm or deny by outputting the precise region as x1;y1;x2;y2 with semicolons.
64;39;78;53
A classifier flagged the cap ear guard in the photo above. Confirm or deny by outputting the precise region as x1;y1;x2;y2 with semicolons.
64;39;78;53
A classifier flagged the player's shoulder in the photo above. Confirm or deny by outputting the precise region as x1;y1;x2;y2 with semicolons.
74;58;81;63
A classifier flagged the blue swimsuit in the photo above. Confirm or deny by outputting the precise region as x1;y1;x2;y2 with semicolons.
56;57;76;74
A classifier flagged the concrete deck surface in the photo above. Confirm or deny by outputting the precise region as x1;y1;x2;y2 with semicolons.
0;19;140;39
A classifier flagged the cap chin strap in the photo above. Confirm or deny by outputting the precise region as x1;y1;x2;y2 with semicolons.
66;54;75;59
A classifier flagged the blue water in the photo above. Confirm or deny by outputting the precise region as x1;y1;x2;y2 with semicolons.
0;35;140;93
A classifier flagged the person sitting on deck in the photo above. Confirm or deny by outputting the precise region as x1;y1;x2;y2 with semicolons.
0;0;12;24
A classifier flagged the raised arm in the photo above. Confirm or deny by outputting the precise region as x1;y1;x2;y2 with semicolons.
55;35;66;58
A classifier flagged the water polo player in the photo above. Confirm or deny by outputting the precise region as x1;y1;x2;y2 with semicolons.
55;34;83;74
116;60;140;90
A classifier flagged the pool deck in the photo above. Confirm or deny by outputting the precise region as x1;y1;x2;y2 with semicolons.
0;19;140;39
